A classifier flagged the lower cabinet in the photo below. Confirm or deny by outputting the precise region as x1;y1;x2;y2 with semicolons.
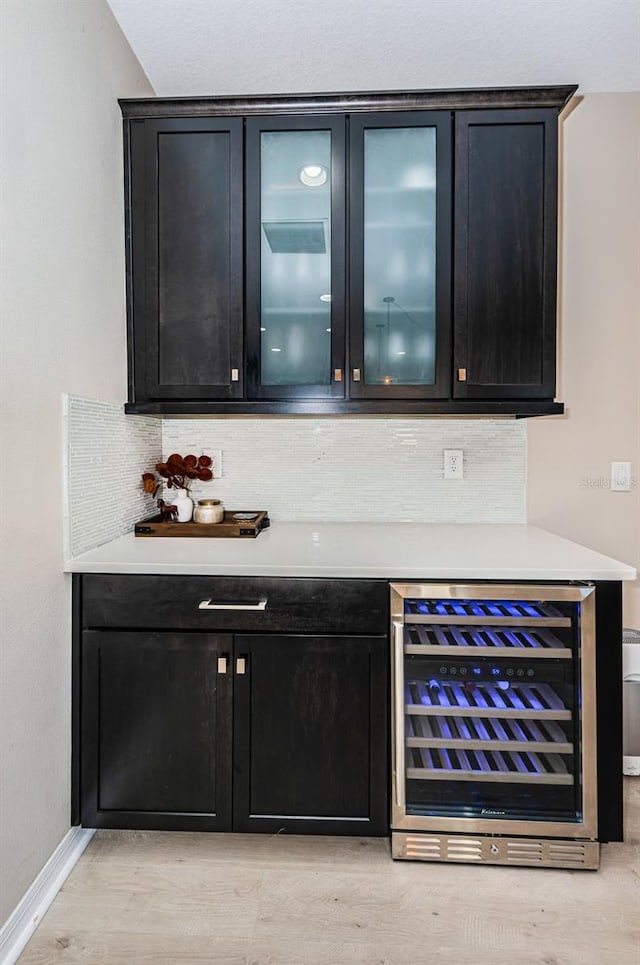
81;631;233;831
233;634;388;834
79;624;388;835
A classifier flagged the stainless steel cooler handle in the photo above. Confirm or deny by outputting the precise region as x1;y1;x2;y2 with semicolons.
198;599;268;611
393;622;406;809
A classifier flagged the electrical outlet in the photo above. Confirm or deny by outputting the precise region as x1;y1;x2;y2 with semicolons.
611;461;631;492
444;449;464;479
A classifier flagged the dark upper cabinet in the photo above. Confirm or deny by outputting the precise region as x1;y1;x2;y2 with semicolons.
128;117;243;401
453;110;558;399
121;87;576;416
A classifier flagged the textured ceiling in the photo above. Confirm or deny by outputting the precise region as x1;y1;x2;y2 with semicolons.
107;0;640;97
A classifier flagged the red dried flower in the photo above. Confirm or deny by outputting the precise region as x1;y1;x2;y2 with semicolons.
144;452;215;497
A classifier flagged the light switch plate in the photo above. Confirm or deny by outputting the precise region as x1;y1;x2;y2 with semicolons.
611;461;631;492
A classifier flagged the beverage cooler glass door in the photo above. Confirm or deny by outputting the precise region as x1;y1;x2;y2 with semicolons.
390;584;597;839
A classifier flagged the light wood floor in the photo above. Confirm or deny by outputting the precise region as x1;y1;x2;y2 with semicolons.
19;780;640;965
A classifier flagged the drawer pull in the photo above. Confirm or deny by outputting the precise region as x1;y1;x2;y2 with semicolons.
217;656;228;674
236;656;247;675
198;599;268;611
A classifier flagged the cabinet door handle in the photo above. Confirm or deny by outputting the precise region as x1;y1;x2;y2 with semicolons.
334;368;342;382
231;368;239;382
199;599;268;611
457;367;467;382
352;368;361;382
236;656;247;675
217;655;228;674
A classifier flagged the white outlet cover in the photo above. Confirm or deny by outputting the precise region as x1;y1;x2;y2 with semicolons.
611;461;631;492
444;449;464;480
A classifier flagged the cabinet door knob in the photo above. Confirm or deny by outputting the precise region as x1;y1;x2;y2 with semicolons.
236;656;247;675
217;655;228;674
231;368;239;382
352;368;361;382
334;368;342;382
457;367;467;382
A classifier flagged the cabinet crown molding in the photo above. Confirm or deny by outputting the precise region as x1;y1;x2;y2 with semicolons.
119;85;578;119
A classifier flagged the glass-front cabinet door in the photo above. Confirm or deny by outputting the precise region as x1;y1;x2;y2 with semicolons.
349;113;451;399
246;116;346;399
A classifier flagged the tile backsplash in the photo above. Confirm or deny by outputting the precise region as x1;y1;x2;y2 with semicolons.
65;400;527;557
64;395;162;558
163;418;527;524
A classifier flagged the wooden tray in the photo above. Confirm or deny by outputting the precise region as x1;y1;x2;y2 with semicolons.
134;511;270;539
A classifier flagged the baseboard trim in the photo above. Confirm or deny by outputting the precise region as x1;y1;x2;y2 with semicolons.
0;826;95;965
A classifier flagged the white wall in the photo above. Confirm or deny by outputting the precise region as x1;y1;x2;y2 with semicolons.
0;0;153;925
529;93;640;628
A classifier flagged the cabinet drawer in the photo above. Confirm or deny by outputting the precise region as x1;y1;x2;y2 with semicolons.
81;574;389;635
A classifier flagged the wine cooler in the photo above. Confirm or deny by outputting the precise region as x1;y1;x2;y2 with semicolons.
390;583;599;869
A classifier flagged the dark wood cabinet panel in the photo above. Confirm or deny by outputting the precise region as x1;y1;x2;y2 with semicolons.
81;630;233;830
593;580;623;841
81;574;388;636
130;117;243;402
233;634;388;835
453;109;558;399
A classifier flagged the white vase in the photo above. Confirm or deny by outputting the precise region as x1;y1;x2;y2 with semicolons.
173;489;193;523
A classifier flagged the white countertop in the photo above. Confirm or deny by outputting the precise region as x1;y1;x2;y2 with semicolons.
64;523;637;581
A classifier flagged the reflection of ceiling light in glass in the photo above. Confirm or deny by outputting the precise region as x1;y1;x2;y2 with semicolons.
319;293;332;302
299;164;328;187
402;164;436;190
260;327;266;332
397;351;406;355
326;327;331;333
271;347;281;352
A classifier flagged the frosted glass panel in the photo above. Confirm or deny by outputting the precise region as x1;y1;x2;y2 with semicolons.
363;127;436;385
260;130;332;385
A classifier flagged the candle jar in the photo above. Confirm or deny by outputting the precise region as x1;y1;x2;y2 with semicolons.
193;498;224;524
